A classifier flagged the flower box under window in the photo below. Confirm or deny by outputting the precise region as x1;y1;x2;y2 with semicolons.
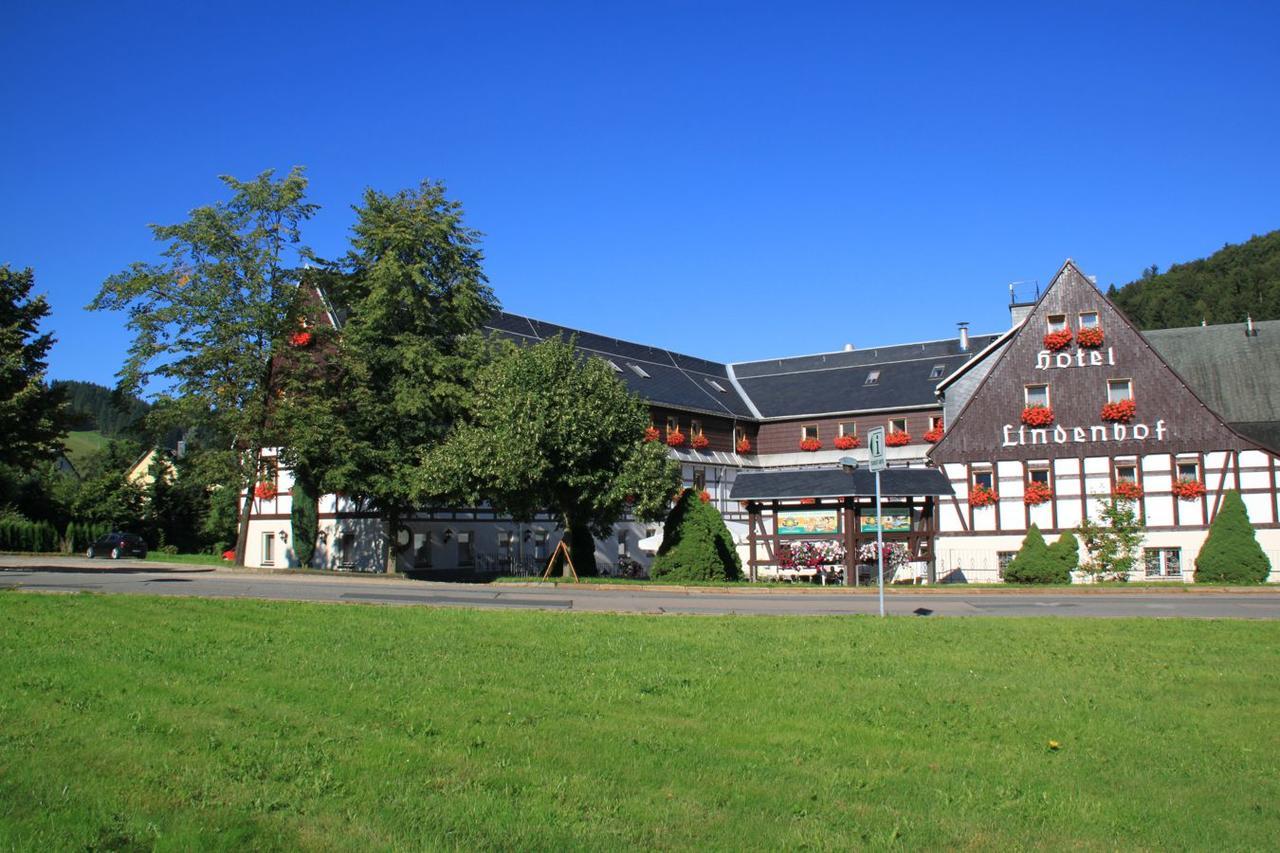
1023;481;1053;505
1101;399;1136;423
1020;404;1054;427
833;434;860;450
885;432;910;447
799;437;822;452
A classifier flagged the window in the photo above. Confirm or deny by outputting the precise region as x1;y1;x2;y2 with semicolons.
340;533;355;566
865;370;880;386
607;360;622;373
413;533;432;568
261;457;279;487
997;551;1017;574
666;416;679;435
734;426;747;446
533;531;548;561
1114;463;1137;483
838;422;856;437
496;530;512;568
1025;384;1049;407
457;531;474;567
889;418;906;434
929;415;944;430
1028;466;1050;485
802;424;819;441
930;364;946;380
1079;311;1099;328
261;532;275;566
1176;459;1201;480
693;467;706;491
1144;548;1182;578
1107;379;1133;403
1046;314;1067;333
972;468;994;490
690;419;703;438
627;363;650;378
616;529;628;557
706;378;727;393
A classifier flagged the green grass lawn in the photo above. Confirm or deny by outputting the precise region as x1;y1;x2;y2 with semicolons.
1;595;1277;849
62;429;110;466
145;552;228;567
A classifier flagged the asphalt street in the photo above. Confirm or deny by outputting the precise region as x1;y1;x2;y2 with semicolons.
2;556;1279;618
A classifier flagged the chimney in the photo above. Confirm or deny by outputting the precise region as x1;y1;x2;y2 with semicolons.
842;343;855;352
1247;315;1256;337
957;322;970;352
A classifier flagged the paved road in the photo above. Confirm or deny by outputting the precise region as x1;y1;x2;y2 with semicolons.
3;558;1279;618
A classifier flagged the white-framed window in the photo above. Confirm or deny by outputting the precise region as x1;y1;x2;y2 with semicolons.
457;531;474;567
616;529;628;557
534;530;549;561
839;422;856;437
889;418;906;434
607;360;622;373
1078;311;1100;328
496;530;512;568
802;424;819;441
1107;379;1133;403
261;532;275;566
1176;458;1201;480
1028;466;1051;485
666;415;679;435
627;363;650;378
1144;548;1182;578
340;533;355;566
734;426;748;446
972;467;994;490
1025;384;1050;407
1046;314;1067;333
690;419;703;438
997;551;1017;574
413;532;432;568
929;415;944;430
930;364;946;380
1114;463;1138;483
706;378;727;393
864;371;880;386
693;467;706;491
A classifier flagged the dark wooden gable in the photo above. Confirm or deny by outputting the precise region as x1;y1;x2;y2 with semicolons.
930;260;1256;463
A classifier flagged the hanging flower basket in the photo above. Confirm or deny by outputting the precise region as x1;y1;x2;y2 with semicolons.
690;434;710;450
665;429;686;448
643;426;660;443
885;431;910;447
1100;399;1136;423
833;434;860;450
289;331;314;348
1020;404;1054;427
1112;481;1144;499
1172;478;1206;501
1023;481;1053;505
253;482;278;500
1043;329;1073;351
736;437;752;454
923;426;944;444
969;484;999;507
799;437;822;452
699;490;711;503
1076;326;1104;348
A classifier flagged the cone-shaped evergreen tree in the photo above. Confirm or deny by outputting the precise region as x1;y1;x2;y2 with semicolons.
651;489;742;582
1046;531;1080;579
1004;524;1069;583
1195;491;1271;584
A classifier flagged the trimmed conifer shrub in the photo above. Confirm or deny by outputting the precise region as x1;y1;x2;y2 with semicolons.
651;489;742;582
1046;531;1080;580
291;468;320;569
1003;525;1070;584
1195;490;1272;584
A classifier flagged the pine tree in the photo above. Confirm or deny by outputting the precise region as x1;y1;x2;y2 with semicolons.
1003;525;1064;583
0;266;71;471
651;489;742;582
1195;491;1271;584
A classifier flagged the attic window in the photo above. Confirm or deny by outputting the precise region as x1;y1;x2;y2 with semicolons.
864;370;880;386
929;364;946;380
705;378;727;393
607;360;623;373
627;363;650;378
1046;314;1068;333
1079;311;1099;329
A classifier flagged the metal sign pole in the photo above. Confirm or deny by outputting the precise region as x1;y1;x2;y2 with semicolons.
876;469;885;618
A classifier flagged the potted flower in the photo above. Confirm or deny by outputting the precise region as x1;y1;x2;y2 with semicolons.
643;426;660;443
1172;478;1206;501
1076;326;1104;348
735;436;752;454
253;481;278;500
799;437;822;452
1020;404;1054;427
690;433;710;450
289;330;314;348
1043;328;1073;351
1112;480;1144;499
923;425;944;443
1100;399;1136;423
833;434;860;450
665;429;686;448
885;431;910;446
969;483;998;507
1023;481;1052;505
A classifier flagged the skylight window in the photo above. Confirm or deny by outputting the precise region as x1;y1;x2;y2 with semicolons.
930;364;946;380
607;360;622;373
627;363;650;378
865;370;880;386
706;378;727;393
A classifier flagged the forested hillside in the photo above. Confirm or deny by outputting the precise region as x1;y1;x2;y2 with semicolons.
54;380;149;437
1108;230;1280;329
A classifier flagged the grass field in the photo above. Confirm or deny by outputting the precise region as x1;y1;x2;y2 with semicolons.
145;552;227;567
62;430;110;466
1;595;1277;849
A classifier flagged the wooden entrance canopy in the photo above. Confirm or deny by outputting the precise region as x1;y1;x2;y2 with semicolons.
729;467;955;501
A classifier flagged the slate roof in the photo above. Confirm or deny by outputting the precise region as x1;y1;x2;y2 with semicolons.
1145;319;1280;450
487;311;999;421
729;467;955;500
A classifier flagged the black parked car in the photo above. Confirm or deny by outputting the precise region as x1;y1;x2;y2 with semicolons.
85;532;148;560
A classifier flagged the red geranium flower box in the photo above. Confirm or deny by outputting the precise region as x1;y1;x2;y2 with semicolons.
665;429;686;448
1043;329;1073;351
969;484;998;507
736;437;752;454
1023;481;1053;505
289;331;314;348
1101;399;1136;423
254;482;278;500
690;434;710;450
1112;480;1144;499
699;490;711;503
1172;478;1206;501
885;432;910;447
1076;326;1104;348
643;426;660;442
833;434;860;450
1021;404;1054;427
799;437;822;452
923;426;944;443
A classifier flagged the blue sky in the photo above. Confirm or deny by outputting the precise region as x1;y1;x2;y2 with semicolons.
4;1;1278;389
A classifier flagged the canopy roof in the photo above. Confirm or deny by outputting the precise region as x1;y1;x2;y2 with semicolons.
729;467;954;501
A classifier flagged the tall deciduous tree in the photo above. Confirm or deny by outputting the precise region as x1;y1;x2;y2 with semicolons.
420;337;679;575
88;169;317;564
325;181;497;573
0;265;70;472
